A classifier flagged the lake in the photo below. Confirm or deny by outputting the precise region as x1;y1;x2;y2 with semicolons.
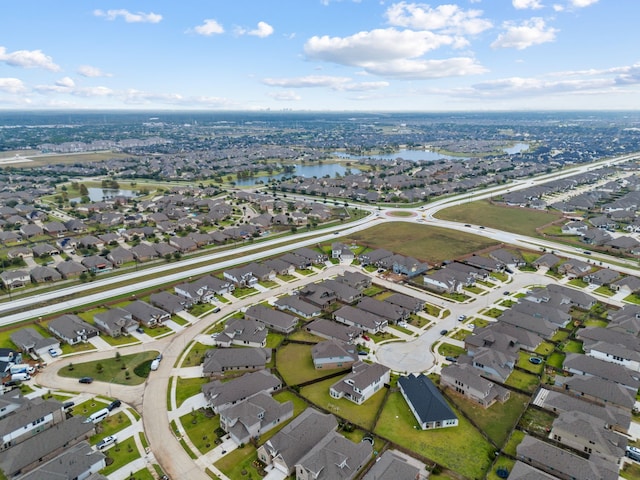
70;187;137;203
234;163;361;186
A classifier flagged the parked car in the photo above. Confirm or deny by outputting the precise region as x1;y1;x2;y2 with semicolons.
62;401;75;410
96;435;117;450
48;348;59;357
357;351;368;356
362;335;371;341
457;315;466;321
440;329;448;335
136;327;144;334
79;377;93;384
445;356;457;363
503;291;510;296
108;399;121;411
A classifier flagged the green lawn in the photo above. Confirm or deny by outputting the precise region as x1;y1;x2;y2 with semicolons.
449;390;529;447
181;342;209;367
594;286;614;297
568;278;588;288
180;409;220;454
277;343;344;385
175;377;209;409
288;330;323;342
486;457;516;480
502;429;526;456
547;352;566;369
505;370;540;393
300;375;387;430
143;324;174;338
346;223;498;264
59;351;159;385
437;343;466;358
621;461;640;480
215;445;260;480
516;352;545;375
518;408;556;436
100;436;140;476
435;200;562;237
374;392;494;480
562;339;584;354
91;410;133;441
534;342;555;356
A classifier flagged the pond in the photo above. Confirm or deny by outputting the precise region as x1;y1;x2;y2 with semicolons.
70;187;137;203
234;163;361;186
504;143;529;154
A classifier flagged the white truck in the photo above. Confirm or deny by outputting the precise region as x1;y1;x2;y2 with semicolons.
10;372;31;382
9;364;35;375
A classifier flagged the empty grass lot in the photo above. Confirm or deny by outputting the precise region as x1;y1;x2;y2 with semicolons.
346;223;498;263
277;343;344;385
374;392;493;480
175;377;209;409
435;200;562;237
300;375;387;430
59;351;159;385
449;391;529;447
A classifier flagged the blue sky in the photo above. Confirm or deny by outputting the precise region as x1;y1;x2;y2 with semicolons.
1;0;639;111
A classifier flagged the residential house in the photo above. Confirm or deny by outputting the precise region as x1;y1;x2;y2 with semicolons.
295;431;372;480
361;450;425;480
0;270;30;289
219;392;293;445
274;296;322;319
17;441;106;480
611;275;640;295
440;363;510;408
30;265;62;283
305;319;362;344
356;297;409;324
298;284;337;309
516;435;618;480
329;361;390;405
292;247;327;265
511;301;572;328
583;268;621;286
333;306;387;334
331;242;355;262
202;347;271;376
130;243;158;262
122;300;170;328
106;246;134;266
358;249;393;267
93;308;138;337
489;248;525;269
263;258;295;276
498;309;558;339
423;269;465;294
214;318;267;348
384;293;425;313
257;408;338;475
533;253;562;270
549;410;627;464
321;279;362;304
224;265;258;287
578;326;640;372
335;271;371;291
0;397;66;447
558;376;635;410
380;254;428;278
279;252;311;270
31;243;60;257
464;255;503;272
169;236;198;253
56;260;87;280
10;328;60;357
311;340;358;369
563;352;640;391
245;305;298;334
398;374;458;430
81;255;113;273
202;370;283;413
150;291;189;314
48;314;99;345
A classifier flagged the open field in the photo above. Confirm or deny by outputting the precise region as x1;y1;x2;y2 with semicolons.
346;223;499;263
374;391;493;479
58;350;159;385
1;151;132;167
435;200;562;237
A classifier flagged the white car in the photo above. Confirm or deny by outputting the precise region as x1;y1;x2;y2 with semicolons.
48;348;59;357
96;435;117;450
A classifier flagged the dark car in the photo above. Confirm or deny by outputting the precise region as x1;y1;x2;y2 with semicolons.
108;399;121;411
136;327;144;334
2;380;20;387
440;329;448;335
79;377;93;384
445;356;457;363
62;401;75;410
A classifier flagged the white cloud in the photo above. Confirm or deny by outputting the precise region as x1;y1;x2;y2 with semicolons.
93;9;162;23
512;0;544;9
0;46;60;71
77;65;112;78
267;90;302;101
262;75;389;91
305;28;458;66
248;21;274;38
0;78;26;94
190;19;225;36
491;17;557;50
365;57;487;78
569;0;598;7
385;2;492;35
